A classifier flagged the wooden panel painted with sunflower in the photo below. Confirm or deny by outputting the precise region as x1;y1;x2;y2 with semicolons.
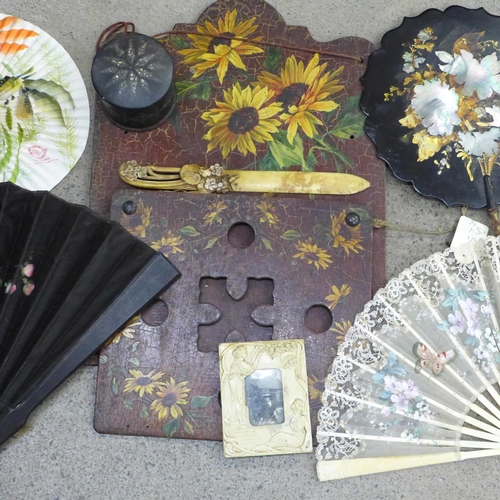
90;0;386;293
94;190;373;441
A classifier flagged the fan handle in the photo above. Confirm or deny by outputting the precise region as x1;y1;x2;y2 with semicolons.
484;175;500;236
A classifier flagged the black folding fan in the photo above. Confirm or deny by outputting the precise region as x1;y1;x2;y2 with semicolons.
0;182;179;446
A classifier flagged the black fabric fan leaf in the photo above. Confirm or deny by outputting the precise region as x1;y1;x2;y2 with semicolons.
0;182;179;446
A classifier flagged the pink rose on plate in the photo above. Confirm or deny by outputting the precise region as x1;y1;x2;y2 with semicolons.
28;145;47;160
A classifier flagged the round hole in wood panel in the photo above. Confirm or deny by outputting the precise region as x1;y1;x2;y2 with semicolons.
304;305;332;334
227;222;255;249
141;299;169;326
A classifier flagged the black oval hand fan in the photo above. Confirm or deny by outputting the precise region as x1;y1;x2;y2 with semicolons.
361;6;500;232
0;182;179;446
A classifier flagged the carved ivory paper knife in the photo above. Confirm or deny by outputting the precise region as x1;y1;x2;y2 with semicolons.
119;161;370;195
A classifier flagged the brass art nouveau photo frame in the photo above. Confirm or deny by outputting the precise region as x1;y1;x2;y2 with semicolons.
219;339;312;458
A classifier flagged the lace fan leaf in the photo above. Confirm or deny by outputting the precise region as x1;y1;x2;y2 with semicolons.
317;236;500;480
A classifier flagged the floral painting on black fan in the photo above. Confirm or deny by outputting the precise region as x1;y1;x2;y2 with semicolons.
361;6;500;209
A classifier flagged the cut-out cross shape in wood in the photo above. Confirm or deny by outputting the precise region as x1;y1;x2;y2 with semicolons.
198;277;274;352
97;187;375;442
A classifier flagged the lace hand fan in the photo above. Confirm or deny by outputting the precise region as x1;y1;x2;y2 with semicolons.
0;182;179;446
316;236;500;480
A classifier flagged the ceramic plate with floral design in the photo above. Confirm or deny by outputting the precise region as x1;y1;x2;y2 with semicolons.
361;6;500;208
0;14;89;190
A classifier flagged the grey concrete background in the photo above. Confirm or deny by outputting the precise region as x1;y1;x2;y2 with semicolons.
0;1;497;499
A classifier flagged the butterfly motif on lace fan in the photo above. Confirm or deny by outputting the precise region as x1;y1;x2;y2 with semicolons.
413;342;455;376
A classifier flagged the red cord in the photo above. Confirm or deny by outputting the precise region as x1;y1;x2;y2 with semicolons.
154;30;363;63
95;22;136;52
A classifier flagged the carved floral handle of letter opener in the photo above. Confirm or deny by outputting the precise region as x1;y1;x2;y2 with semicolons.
119;160;370;195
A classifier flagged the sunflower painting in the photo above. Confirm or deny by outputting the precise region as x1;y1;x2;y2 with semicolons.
118;364;215;438
179;9;263;84
151;378;191;420
258;53;344;144
203;199;228;226
124;369;166;398
293;237;332;270
169;6;366;172
106;315;140;345
151;231;185;257
256;199;278;226
330;319;352;343
120;201;152;238
308;374;325;402
325;284;352;309
330;209;364;255
96;2;379;443
201;83;282;158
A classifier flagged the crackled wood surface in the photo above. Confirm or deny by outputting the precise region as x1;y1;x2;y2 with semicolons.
89;0;386;291
94;191;373;440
